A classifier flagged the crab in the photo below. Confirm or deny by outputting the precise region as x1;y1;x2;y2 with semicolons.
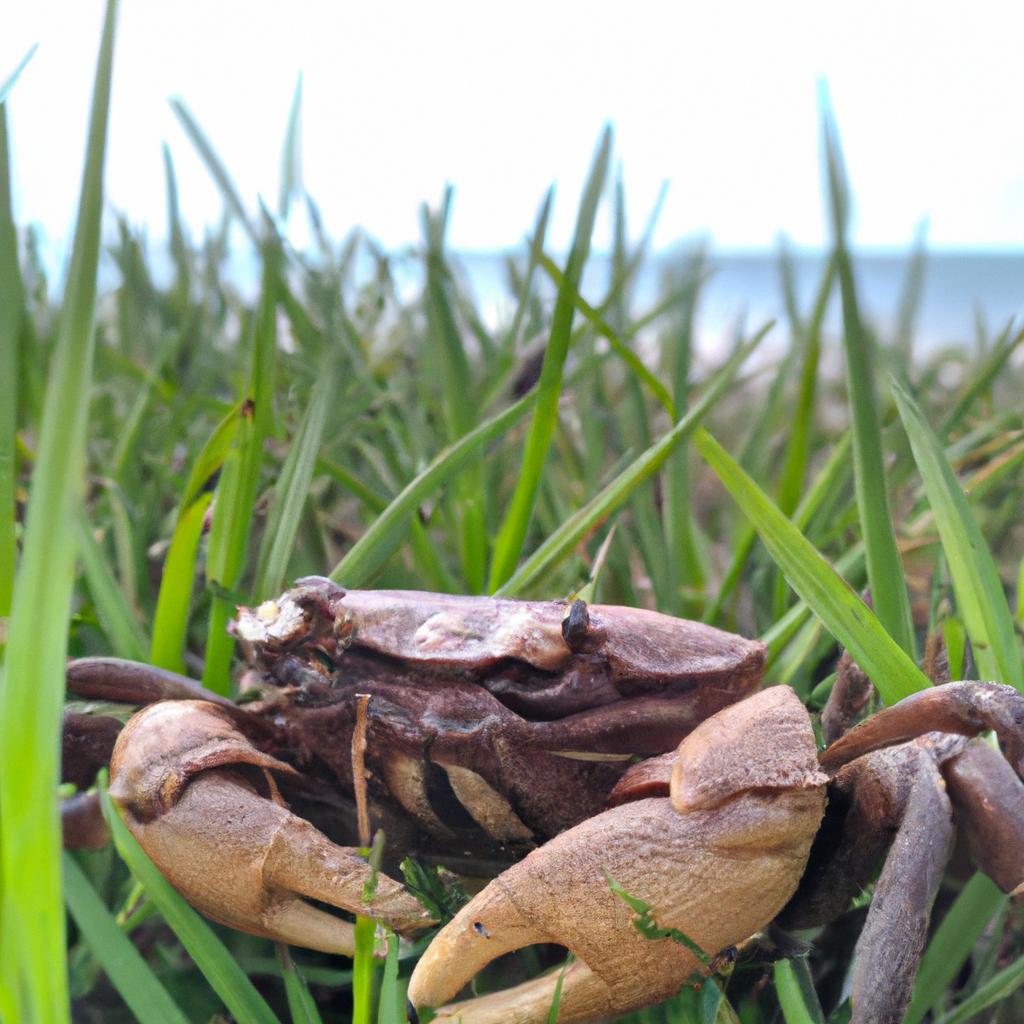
62;577;1024;1024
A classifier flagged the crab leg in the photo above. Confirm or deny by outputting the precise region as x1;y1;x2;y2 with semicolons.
408;686;828;1024
819;682;1024;778
67;657;237;708
109;700;434;954
846;748;954;1024
942;739;1024;895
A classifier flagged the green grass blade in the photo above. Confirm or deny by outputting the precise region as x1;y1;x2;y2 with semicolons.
151;403;241;673
0;5;117;1020
891;376;1023;688
822;103;916;657
170;97;257;245
497;329;765;597
99;780;282;1024
536;250;674;416
936;946;1024;1024
277;945;323;1024
352;915;378;1024
330;391;535;587
0;107;23;619
693;427;931;703
255;369;331;596
278;73;303;220
421;192;487;591
903;873;1005;1024
941;323;1024;436
76;516;148;661
63;852;190;1024
0;44;38;105
376;931;402;1024
775;959;825;1024
204;252;278;691
488;126;612;591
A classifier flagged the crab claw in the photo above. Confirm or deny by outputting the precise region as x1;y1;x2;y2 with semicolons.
407;686;828;1023
109;701;434;954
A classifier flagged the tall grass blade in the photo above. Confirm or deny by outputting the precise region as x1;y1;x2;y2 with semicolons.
150;404;241;672
170;97;257;245
891;377;1023;688
0;44;37;105
0;4;117;1020
279;73;303;220
99;780;282;1024
488;126;612;590
0;107;23;621
76;516;148;661
821;100;916;657
936;947;1024;1023
421;193;487;591
255;369;331;596
63;852;190;1024
204;248;278;691
498;329;765;597
693;427;931;703
330;391;535;587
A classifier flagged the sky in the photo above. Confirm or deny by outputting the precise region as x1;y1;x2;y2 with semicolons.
2;1;1024;256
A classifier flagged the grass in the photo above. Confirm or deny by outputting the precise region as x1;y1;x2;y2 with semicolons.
1;10;1022;1024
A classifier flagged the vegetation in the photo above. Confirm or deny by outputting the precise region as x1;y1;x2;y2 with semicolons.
1;2;1022;1021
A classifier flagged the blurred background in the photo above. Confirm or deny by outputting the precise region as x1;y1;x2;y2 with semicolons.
3;0;1022;349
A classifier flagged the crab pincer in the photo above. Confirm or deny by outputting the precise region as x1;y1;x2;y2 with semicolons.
407;686;828;1023
108;700;435;954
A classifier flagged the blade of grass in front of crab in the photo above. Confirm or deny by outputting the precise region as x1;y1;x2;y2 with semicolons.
488;125;613;592
903;873;1005;1024
891;376;1023;688
63;852;190;1024
76;515;149;661
775;959;826;1024
0;106;23;620
98;778;283;1024
0;4;116;1019
376;930;403;1024
204;247;278;691
821;101;916;659
329;390;536;587
351;915;379;1024
255;367;332;597
496;327;766;598
171;97;257;245
276;945;323;1024
693;427;930;703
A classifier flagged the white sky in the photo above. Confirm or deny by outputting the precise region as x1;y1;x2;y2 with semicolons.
2;0;1023;254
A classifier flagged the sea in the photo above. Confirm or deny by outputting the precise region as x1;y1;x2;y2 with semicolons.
448;249;1022;358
